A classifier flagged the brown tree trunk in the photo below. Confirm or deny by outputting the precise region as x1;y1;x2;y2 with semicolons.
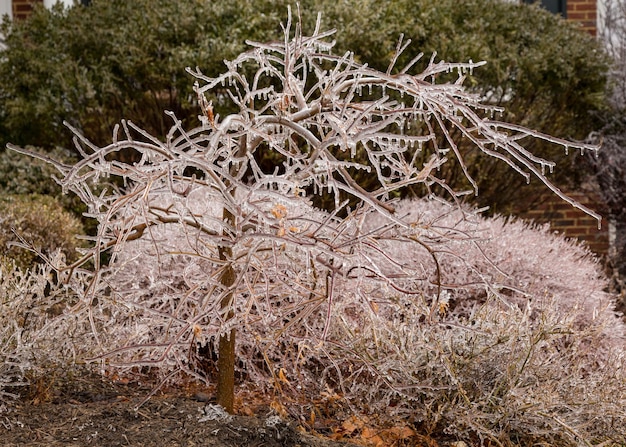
215;135;247;414
216;210;236;413
216;317;235;412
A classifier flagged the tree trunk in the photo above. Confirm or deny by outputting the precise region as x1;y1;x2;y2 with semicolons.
215;134;247;413
216;314;235;412
216;210;236;413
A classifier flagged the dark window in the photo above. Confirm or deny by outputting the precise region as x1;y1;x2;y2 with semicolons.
523;0;566;17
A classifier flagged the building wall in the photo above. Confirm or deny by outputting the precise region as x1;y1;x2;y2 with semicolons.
514;1;608;258
12;0;42;20
2;0;72;20
567;0;598;34
520;0;598;35
43;0;73;7
559;0;605;255
518;191;609;256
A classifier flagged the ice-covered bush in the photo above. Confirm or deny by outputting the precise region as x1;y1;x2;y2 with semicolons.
334;199;625;444
97;194;626;444
0;255;94;405
9;10;624;445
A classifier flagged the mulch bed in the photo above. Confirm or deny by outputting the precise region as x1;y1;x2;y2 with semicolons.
0;371;360;447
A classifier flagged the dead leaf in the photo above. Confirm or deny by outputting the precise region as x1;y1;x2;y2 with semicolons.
361;426;384;447
278;368;290;385
270;399;288;418
271;204;288;219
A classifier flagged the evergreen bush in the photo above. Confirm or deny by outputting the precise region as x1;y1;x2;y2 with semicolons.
0;194;85;269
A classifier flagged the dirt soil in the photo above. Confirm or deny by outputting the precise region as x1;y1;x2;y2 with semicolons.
0;372;360;447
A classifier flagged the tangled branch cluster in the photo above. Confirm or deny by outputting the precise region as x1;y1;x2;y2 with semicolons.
6;11;624;445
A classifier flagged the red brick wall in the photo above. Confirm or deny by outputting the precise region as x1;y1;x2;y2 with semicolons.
567;0;597;35
518;191;609;255
549;1;605;256
514;1;606;258
12;0;44;20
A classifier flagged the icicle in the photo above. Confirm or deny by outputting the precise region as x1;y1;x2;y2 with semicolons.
348;140;357;158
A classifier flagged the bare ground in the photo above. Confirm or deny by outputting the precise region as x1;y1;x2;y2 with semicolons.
0;371;362;447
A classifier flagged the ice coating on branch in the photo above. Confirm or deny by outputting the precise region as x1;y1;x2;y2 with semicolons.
4;9;623;444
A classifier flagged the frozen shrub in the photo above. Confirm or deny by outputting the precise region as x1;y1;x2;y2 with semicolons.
9;9;624;445
365;199;622;333
0;255;95;405
333;199;625;444
0;194;85;269
103;194;626;444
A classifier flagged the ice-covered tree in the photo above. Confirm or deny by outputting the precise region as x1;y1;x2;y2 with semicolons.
10;12;622;443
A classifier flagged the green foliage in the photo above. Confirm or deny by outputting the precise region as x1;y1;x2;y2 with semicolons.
0;146;73;197
0;148;61;196
0;194;84;269
0;0;290;150
0;147;90;230
0;0;609;212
